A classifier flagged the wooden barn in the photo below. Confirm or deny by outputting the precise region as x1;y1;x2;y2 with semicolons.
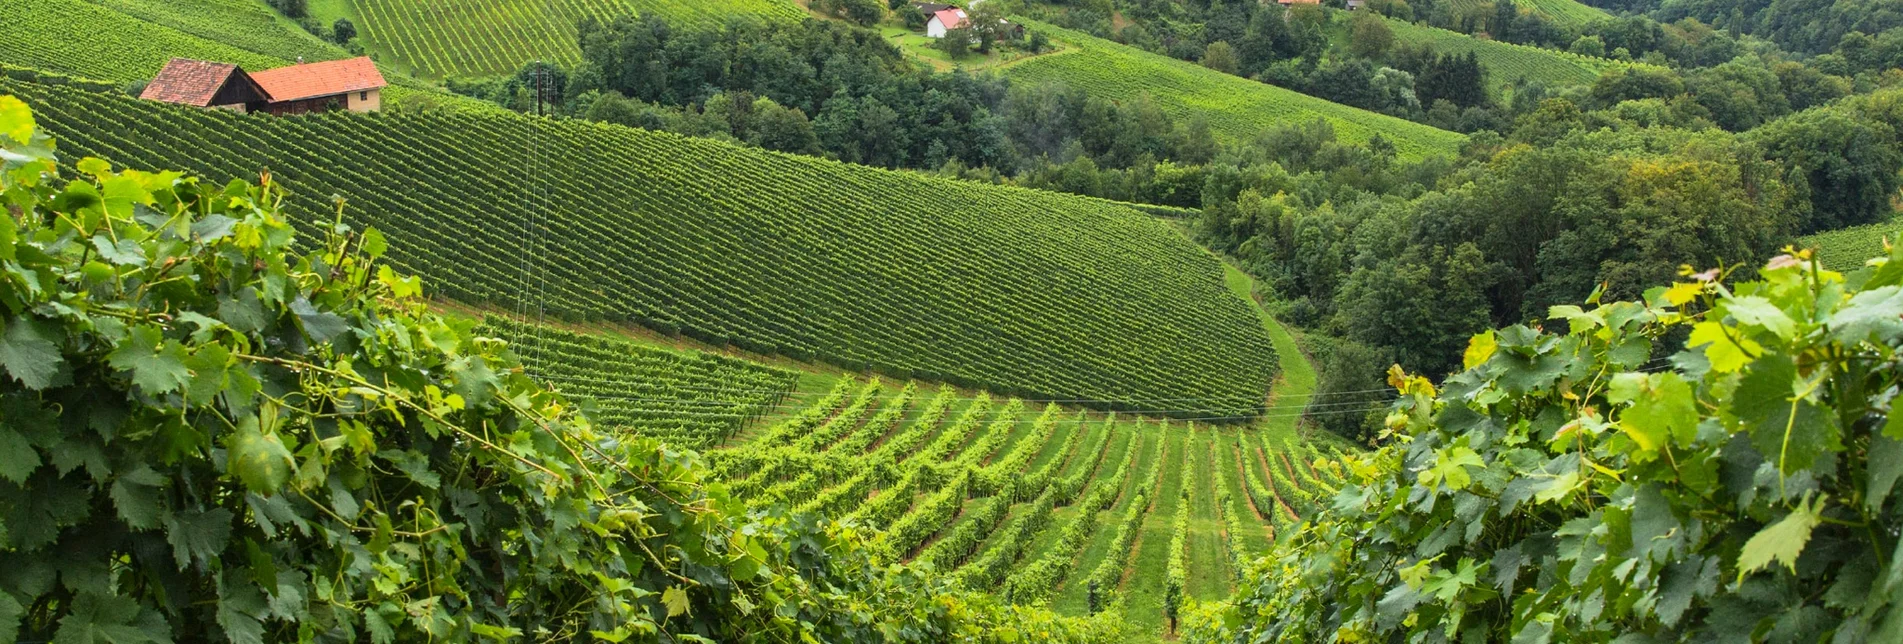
140;57;387;115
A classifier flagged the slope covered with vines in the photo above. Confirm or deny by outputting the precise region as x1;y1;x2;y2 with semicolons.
1;78;1278;418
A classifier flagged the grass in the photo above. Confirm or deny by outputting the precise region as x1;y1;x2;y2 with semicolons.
338;0;807;78
1004;19;1466;161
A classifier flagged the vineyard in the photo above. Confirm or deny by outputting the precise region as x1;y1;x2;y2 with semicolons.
1005;21;1467;161
1797;217;1903;270
0;77;1279;418
0;0;283;83
83;0;345;63
703;374;1361;636
343;0;808;78
1371;14;1626;93
1447;0;1609;28
477;315;802;449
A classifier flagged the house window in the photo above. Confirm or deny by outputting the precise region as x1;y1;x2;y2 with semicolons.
359;91;368;101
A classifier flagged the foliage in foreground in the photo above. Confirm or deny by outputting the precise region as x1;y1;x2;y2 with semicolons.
0;97;1116;643
1190;249;1903;641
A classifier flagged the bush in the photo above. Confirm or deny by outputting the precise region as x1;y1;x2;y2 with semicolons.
1190;251;1903;641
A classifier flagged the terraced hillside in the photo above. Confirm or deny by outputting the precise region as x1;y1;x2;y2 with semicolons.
2;78;1277;418
83;0;346;63
1450;0;1610;28
1005;22;1466;161
1371;15;1628;93
325;0;808;78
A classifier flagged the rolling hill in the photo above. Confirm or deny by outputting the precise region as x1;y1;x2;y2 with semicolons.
1;76;1278;418
314;0;809;78
1004;21;1467;161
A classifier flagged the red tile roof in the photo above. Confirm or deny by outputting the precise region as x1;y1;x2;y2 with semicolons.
250;57;387;103
933;8;968;30
141;58;245;107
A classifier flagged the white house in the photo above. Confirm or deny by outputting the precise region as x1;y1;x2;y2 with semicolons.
925;7;968;39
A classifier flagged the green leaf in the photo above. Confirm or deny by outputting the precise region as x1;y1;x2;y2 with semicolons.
1725;296;1797;340
1869;434;1903;512
291;298;347;344
0;96;33;145
1737;494;1825;581
228;419;294;496
51;592;170;644
361;227;388;258
183;342;231;406
662;586;691;617
0;590;22;644
1733;353;1837;473
107;325;191;395
1610;372;1697;455
0;423;40;483
1463;330;1496;370
90;234;146;267
0;315;64;389
165;507;233;569
1689;320;1758;373
1418;447;1484;493
108;465;166;530
1829;285;1903;344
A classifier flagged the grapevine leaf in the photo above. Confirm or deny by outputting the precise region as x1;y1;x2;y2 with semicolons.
662;586;691;617
1463;330;1496;371
1829;285;1903;344
1870;434;1903;512
190;215;236;243
1689;320;1757;373
108;465;166;530
228;420;294;496
361;227;388;258
290;298;347;344
1609;372;1697;456
1725;296;1796;340
107;325;190;395
0;423;39;483
1733;353;1837;473
0;592;19;643
216;579;267;644
1658;556;1718;626
1663;282;1702;306
165;507;233;569
0;96;33;145
217;289;268;334
1630;485;1683;562
50;592;169;644
1737;495;1824;581
0;315;64;389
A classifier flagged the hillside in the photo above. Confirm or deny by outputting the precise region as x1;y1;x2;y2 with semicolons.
1452;0;1610;28
1005;21;1467;161
1;77;1278;418
1372;15;1626;93
1798;217;1903;270
0;0;498;112
314;0;809;78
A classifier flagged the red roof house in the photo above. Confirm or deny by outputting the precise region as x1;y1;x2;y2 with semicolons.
926;8;968;38
249;57;387;114
139;59;269;110
139;57;388;115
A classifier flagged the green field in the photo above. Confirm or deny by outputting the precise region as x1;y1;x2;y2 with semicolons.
83;0;345;63
1371;15;1625;93
337;0;807;78
1798;218;1903;270
2;78;1277;417
1005;21;1466;161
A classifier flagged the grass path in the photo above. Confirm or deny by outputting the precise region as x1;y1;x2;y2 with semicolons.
1219;261;1318;442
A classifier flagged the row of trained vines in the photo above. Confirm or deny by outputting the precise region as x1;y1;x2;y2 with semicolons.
0;0;281;83
1370;14;1634;93
1;78;1278;417
476;315;800;448
85;0;346;64
1006;20;1467;161
348;0;807;78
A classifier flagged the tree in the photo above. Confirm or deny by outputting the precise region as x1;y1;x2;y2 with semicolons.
968;2;1010;53
1417;52;1488;109
1202;41;1240;75
1349;10;1396;59
937;27;973;57
266;0;306;19
331;18;357;44
748;97;823;155
1570;34;1606;57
